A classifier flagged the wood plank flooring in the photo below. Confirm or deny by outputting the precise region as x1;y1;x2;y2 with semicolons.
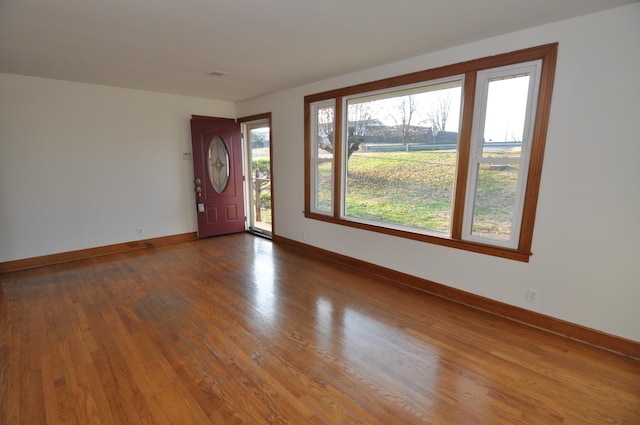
1;233;638;424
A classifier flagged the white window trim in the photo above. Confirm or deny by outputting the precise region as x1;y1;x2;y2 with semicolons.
462;61;542;248
310;99;336;215
339;76;465;232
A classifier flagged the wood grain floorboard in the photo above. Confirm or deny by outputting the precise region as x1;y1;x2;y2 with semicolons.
1;233;638;424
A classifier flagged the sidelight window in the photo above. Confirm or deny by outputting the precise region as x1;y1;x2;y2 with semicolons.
309;99;336;215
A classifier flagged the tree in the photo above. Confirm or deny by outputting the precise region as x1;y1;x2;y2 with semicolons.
316;103;367;159
251;131;267;149
251;159;270;222
387;95;417;145
346;101;376;157
427;91;453;134
316;106;336;154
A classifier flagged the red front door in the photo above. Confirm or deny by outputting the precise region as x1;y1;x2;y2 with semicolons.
191;118;245;238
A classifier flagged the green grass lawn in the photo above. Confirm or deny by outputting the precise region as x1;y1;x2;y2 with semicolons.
345;150;456;232
317;149;520;238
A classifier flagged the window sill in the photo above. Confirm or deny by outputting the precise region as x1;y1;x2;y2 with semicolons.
304;211;532;262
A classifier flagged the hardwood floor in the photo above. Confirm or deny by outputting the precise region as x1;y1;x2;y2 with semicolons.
1;234;638;424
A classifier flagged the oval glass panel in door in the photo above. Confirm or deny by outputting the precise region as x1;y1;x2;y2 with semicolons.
207;136;230;193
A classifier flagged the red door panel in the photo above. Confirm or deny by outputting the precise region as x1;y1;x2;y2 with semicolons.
191;118;245;238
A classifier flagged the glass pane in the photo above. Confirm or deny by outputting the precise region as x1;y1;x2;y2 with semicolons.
312;102;335;213
343;80;462;234
207;136;230;193
345;150;457;233
315;162;333;211
482;74;530;158
249;125;271;233
471;163;520;240
315;105;335;156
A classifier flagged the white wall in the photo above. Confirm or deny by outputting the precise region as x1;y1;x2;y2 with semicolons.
0;75;235;261
238;4;640;341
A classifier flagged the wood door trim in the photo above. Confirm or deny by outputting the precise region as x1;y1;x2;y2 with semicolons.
191;115;236;121
0;232;197;273
238;113;275;237
273;235;640;360
238;112;271;123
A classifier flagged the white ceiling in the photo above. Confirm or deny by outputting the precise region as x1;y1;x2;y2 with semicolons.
0;0;636;102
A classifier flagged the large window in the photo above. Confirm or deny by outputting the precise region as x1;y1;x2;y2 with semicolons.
343;78;463;236
304;44;557;261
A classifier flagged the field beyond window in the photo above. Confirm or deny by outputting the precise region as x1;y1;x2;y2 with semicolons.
344;79;462;234
344;149;519;238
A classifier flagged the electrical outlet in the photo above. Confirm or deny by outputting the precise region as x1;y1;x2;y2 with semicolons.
136;227;144;237
526;288;538;303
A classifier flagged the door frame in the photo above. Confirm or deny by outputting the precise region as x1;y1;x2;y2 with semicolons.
190;113;274;238
239;113;274;237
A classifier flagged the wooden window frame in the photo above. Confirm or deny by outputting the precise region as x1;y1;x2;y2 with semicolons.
304;43;558;262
